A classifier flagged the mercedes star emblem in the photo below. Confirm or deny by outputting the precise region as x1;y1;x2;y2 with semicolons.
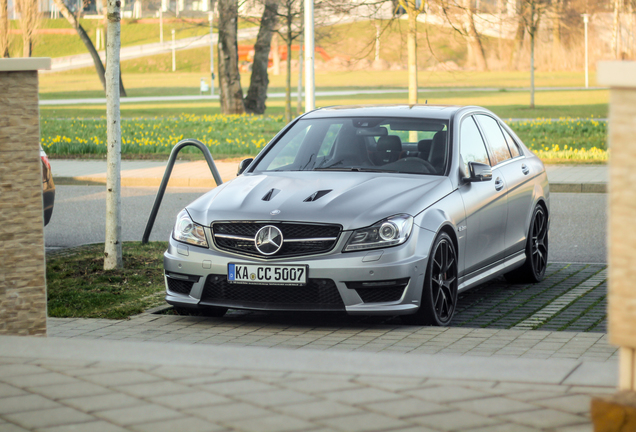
270;209;281;215
254;225;283;255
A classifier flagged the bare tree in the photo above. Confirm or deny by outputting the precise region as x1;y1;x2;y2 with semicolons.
397;0;425;104
16;0;39;57
104;0;123;270
520;0;549;108
462;0;488;71
613;0;623;58
244;0;279;114
0;0;9;57
53;0;108;91
218;0;245;114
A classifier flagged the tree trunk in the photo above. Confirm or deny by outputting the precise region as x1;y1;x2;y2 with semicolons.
551;0;561;65
285;23;292;122
244;0;278;114
613;0;623;59
464;0;488;71
217;0;245;114
53;0;107;91
104;0;123;270
530;28;535;108
0;0;9;57
407;11;417;104
509;6;526;70
17;0;38;58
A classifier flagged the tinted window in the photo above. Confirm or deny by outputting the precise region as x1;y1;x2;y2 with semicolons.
502;127;521;158
460;117;491;175
476;115;512;165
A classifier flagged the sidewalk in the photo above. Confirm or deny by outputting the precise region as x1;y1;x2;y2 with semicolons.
51;159;609;192
0;332;615;431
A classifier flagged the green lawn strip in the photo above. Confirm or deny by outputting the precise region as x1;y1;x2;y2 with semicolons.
40;114;607;163
487;265;594;329
47;242;168;319
454;264;569;327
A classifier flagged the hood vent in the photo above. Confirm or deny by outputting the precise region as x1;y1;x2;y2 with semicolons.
304;189;332;202
261;188;280;202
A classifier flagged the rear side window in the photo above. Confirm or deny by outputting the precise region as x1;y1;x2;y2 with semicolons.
475;115;512;165
502;128;521;158
460;116;491;175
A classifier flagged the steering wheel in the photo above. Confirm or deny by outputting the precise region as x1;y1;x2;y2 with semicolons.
396;157;436;174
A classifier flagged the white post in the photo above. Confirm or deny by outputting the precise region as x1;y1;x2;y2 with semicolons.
304;0;314;112
583;14;589;89
159;8;163;44
172;28;176;72
105;0;123;270
297;42;303;114
375;22;380;62
209;11;214;96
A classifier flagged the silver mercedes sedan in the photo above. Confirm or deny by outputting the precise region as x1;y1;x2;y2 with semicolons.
164;105;549;325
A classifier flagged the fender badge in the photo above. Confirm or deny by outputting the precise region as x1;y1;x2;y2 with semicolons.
458;225;467;232
270;209;281;215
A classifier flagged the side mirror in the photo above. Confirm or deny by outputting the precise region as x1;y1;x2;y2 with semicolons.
465;161;492;182
237;158;254;176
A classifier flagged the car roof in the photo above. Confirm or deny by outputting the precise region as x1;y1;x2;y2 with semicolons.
302;104;467;120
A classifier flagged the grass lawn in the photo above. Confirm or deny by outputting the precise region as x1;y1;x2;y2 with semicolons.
47;242;167;319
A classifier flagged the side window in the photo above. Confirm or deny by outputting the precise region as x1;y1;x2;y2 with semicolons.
318;123;343;157
475;115;512;165
502;127;521;158
460;116;491;176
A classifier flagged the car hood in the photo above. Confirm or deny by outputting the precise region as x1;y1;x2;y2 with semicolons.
186;171;453;231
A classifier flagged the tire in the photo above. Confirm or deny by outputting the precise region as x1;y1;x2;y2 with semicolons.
402;232;458;326
504;204;549;284
174;306;228;317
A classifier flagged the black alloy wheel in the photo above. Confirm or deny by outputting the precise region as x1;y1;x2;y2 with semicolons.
403;231;458;326
504;204;549;283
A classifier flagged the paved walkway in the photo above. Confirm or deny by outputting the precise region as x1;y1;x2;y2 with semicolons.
50;159;608;191
0;334;615;432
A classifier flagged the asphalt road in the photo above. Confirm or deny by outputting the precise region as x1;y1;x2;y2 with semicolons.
44;187;607;263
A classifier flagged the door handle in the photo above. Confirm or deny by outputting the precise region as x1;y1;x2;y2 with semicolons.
495;177;504;191
521;164;530;175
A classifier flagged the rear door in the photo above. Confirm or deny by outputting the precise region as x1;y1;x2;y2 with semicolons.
475;115;535;258
458;115;508;276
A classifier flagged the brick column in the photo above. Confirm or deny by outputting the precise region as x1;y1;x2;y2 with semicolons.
0;58;51;336
592;61;636;430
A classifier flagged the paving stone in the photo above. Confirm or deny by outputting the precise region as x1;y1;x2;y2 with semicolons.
321;387;404;404
318;412;412;432
0;422;30;432
532;394;593;415
95;404;183;426
497;408;590;428
36;420;129;432
61;393;145;412
185;402;272;422
148;391;231;409
0;394;62;415
449;396;541;416
233;388;319;407
81;371;161;387
364;398;452;417
114;380;193;398
28;381;111;400
281;378;362;394
275;400;364;420
129;416;224;432
0;365;49;378
0;383;28;399
4;407;94;429
404;386;490;403
197;379;279;395
411;410;503;431
222;414;316;432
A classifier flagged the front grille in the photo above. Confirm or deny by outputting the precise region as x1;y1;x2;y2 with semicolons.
346;278;409;303
212;222;341;258
167;278;195;296
201;274;345;310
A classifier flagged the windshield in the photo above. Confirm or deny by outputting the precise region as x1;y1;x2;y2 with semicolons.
253;117;449;175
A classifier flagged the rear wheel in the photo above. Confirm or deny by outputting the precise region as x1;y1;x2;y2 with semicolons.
504;204;548;283
403;232;458;326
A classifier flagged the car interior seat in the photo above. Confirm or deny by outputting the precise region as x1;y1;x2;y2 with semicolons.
417;139;433;160
429;131;447;174
376;135;402;164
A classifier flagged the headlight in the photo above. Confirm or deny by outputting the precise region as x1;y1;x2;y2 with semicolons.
172;209;208;248
344;214;413;252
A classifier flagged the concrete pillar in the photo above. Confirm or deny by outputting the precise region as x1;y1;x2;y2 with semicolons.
593;60;636;430
0;58;51;337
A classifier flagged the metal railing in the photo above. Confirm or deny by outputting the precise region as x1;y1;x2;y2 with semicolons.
142;138;223;244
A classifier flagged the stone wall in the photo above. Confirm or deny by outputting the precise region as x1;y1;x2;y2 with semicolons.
0;69;47;336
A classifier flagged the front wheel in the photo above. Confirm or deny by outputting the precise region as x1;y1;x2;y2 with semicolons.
504;204;549;283
402;232;458;326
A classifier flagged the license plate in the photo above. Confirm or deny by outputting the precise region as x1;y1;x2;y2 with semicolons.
227;263;308;286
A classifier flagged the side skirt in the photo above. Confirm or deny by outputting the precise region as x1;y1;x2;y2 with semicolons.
458;250;526;293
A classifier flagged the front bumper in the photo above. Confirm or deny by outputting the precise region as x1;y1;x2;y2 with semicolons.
163;227;435;315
